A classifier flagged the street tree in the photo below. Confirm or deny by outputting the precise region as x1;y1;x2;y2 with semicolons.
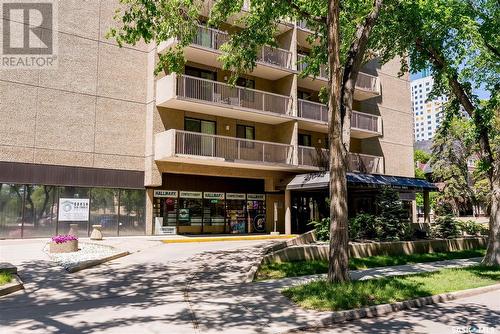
109;0;396;282
374;0;499;265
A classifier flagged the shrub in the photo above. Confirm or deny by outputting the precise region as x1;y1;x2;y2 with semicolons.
458;220;488;236
375;188;412;241
430;215;461;239
308;218;330;242
349;213;378;240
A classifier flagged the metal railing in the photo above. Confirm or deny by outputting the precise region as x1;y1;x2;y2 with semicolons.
355;72;380;94
257;45;293;69
176;74;292;115
297;54;328;79
298;146;384;174
348;153;384;174
192;25;292;69
173;130;294;165
351;110;381;133
296;55;380;94
192;25;229;50
297;99;328;122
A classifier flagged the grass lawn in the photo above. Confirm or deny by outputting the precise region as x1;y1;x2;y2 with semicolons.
282;265;500;311
256;248;486;280
0;271;12;286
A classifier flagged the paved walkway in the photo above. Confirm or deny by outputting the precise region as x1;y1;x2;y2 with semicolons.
0;238;494;333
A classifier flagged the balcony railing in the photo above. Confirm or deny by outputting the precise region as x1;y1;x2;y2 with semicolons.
351;110;381;134
297;99;328;123
192;25;292;69
176;74;292;115
348;153;384;174
159;129;294;166
297;54;328;79
298;146;384;174
193;25;229;50
257;45;293;69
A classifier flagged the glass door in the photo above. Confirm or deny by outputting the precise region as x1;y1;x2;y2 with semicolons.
184;118;216;157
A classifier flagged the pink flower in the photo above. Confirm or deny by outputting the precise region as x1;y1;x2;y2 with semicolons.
51;235;78;244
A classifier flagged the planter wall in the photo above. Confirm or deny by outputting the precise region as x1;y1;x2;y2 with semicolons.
262;237;488;264
49;240;79;253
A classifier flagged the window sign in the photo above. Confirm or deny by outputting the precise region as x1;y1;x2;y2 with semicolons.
58;198;90;222
226;193;246;200
247;194;265;201
154;190;178;198
179;191;202;199
203;192;225;200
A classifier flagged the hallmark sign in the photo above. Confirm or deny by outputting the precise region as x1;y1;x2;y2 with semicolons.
58;198;90;222
1;0;58;68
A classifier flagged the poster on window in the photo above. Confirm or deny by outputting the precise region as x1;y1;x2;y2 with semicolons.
58;198;90;222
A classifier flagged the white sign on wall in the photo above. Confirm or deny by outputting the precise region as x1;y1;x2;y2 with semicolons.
247;194;265;201
226;193;246;200
58;198;90;222
154;190;178;198
203;192;225;200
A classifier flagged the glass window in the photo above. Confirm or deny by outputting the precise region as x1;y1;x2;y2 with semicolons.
0;184;24;239
178;194;203;234
23;185;57;238
202;193;226;233
236;77;256;89
184;66;216;80
237;125;255;140
118;189;145;236
247;196;266;233
90;188;119;237
298;133;312;147
57;187;90;236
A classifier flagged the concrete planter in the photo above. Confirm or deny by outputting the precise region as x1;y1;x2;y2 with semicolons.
49;240;79;253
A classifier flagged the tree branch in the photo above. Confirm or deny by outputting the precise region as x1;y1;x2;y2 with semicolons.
284;0;327;25
340;0;384;149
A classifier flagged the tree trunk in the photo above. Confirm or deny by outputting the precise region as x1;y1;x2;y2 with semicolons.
326;0;350;283
483;170;500;266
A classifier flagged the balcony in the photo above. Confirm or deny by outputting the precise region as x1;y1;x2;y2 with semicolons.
156;74;294;124
155;129;295;170
298;146;384;174
158;25;294;80
296;55;381;100
351;110;382;138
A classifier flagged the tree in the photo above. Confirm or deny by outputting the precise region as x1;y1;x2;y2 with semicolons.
431;117;481;215
414;149;431;164
374;0;499;265
109;0;395;282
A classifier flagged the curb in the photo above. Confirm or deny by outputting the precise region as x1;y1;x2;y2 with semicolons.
65;251;130;273
162;235;296;244
283;283;500;333
0;274;24;297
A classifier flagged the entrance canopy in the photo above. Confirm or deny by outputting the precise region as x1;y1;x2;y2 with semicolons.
286;172;438;192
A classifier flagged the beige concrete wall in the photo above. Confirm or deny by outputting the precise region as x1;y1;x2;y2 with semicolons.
262;237;488;263
0;0;148;172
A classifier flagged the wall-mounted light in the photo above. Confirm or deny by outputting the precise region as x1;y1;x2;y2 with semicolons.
226;125;230;131
318;139;322;144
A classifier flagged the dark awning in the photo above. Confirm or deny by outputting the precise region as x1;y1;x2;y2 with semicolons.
286;172;438;192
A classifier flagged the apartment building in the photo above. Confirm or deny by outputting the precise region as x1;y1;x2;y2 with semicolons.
411;75;449;142
0;1;425;239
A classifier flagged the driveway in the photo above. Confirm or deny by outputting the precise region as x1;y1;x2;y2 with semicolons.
1;238;499;333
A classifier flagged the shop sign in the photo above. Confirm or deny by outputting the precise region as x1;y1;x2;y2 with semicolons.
247;194;265;201
58;198;90;222
203;192;225;200
179;191;202;199
226;193;246;200
154;190;178;198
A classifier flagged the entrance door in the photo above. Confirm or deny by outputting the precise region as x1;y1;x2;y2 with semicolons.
185;118;216;157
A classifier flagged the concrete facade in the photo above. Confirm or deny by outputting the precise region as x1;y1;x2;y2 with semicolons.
0;1;415;236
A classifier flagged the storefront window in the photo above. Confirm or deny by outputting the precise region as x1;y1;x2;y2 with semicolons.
0;184;24;239
247;194;266;233
90;188;119;236
178;191;203;234
56;187;90;236
23;185;57;238
119;189;146;236
202;192;225;233
226;193;247;234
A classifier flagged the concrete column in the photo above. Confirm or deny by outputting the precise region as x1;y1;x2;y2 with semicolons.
145;188;155;235
423;190;430;224
411;200;418;224
285;190;292;235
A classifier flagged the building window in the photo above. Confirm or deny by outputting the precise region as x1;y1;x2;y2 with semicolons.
185;66;216;81
298;133;312;147
237;124;256;148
